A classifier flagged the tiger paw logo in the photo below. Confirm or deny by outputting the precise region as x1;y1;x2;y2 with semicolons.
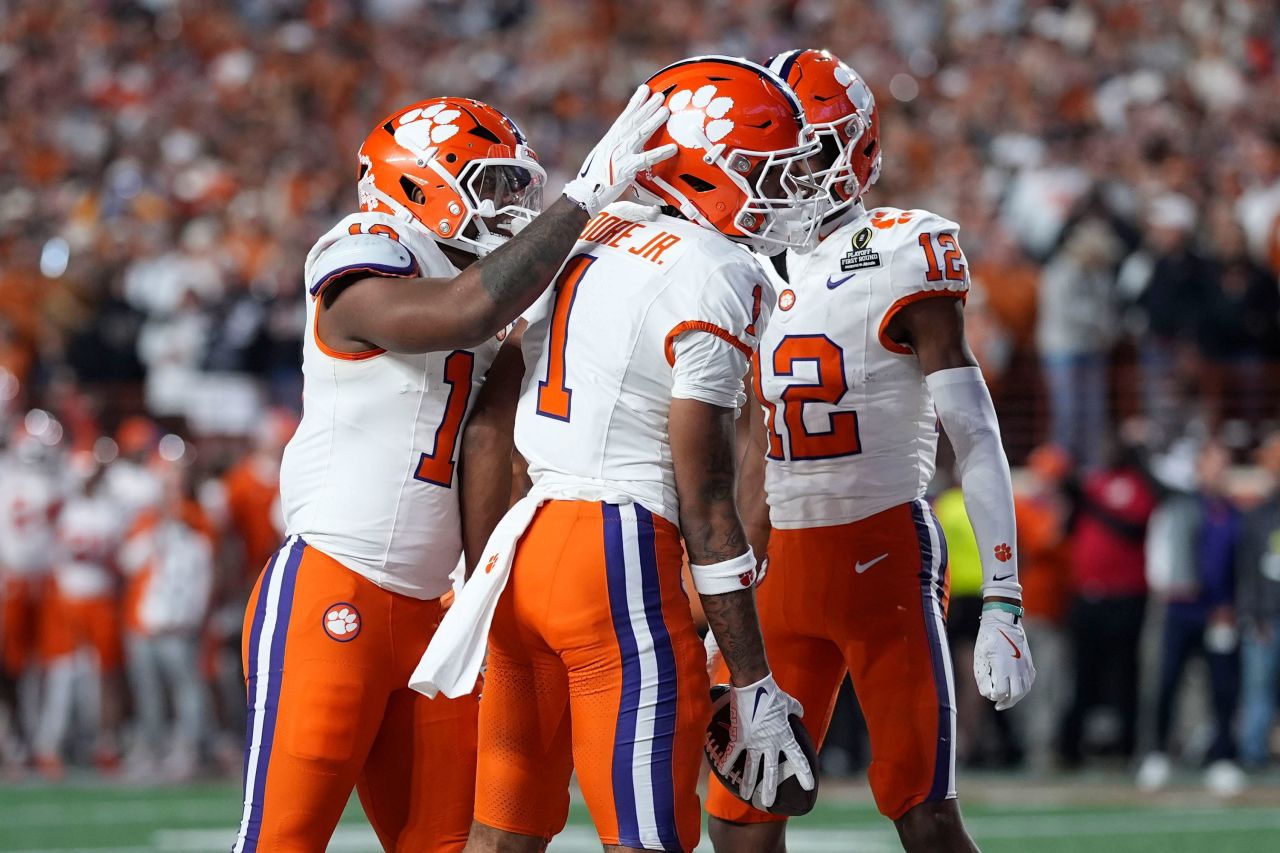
994;543;1013;563
483;553;499;574
323;603;361;642
833;65;875;115
394;103;462;153
666;85;735;150
778;289;796;311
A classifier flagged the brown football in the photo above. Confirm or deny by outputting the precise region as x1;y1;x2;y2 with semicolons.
704;684;819;817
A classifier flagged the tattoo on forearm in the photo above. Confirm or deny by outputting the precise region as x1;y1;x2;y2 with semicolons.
681;423;747;564
701;589;768;684
476;196;589;306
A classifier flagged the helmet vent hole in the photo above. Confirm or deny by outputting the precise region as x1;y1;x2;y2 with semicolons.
468;125;502;144
679;173;717;193
864;140;878;156
399;176;427;205
446;153;458;163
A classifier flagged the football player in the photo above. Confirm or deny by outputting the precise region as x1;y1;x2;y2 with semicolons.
704;50;1036;853
410;56;824;853
231;92;673;852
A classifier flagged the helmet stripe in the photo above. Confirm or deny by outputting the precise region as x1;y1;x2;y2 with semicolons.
766;49;804;83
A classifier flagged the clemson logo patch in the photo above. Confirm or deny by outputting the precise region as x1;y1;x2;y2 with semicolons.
323;603;361;642
778;289;796;311
394;102;462;153
666;85;735;150
994;543;1013;562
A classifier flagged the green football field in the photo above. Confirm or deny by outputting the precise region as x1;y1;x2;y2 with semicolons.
3;775;1280;852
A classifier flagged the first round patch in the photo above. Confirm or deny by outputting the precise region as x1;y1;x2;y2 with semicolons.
323;603;362;642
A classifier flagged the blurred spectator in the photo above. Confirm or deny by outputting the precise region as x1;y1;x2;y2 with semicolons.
1059;435;1159;765
1036;219;1123;468
1197;210;1280;433
0;418;63;772
32;451;125;778
1137;440;1244;796
119;458;214;781
1120;195;1208;447
1010;444;1074;772
1237;431;1280;770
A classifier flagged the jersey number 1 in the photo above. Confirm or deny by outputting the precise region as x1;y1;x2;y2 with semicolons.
413;350;474;487
536;253;597;421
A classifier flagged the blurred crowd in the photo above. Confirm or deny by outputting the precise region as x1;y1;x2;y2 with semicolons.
0;409;293;780
2;0;1279;459
2;0;1280;785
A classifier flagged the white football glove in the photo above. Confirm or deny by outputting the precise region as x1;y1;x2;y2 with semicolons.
563;85;677;217
721;673;815;808
973;606;1036;711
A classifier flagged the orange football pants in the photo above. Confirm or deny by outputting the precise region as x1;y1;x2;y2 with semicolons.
232;537;477;853
40;590;124;672
475;501;711;851
707;499;955;822
2;574;43;677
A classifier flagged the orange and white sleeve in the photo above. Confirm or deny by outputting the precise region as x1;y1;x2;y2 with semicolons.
665;257;773;412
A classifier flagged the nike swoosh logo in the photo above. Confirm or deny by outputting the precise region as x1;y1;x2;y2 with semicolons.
992;572;1014;582
855;553;889;574
998;629;1022;659
753;686;768;718
826;273;856;289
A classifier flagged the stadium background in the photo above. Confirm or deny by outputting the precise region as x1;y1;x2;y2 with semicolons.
3;0;1280;850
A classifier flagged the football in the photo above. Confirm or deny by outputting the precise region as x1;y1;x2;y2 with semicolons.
704;684;820;817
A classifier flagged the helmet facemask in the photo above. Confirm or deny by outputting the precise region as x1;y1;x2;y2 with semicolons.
807;109;869;217
453;147;546;255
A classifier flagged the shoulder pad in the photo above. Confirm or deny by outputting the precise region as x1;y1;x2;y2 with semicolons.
306;232;418;297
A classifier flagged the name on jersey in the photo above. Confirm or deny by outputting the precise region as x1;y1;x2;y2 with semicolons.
839;226;881;272
580;212;682;266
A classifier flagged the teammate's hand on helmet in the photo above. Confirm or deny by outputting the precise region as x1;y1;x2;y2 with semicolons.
563;85;677;217
974;606;1036;711
721;673;815;807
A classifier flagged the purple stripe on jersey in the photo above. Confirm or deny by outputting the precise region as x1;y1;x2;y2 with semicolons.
309;259;416;296
911;502;954;803
240;537;305;851
634;504;681;851
603;504;642;848
928;506;950;599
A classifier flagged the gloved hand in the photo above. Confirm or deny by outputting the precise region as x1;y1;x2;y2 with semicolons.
563;85;677;217
721;673;815;807
973;605;1036;710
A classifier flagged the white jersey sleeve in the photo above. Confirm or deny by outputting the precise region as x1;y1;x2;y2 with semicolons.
669;259;771;411
875;208;970;352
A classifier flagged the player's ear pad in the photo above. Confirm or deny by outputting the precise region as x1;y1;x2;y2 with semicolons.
704;684;820;816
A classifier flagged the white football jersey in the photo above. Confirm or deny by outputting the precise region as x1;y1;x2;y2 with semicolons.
279;211;501;599
758;203;970;528
515;203;771;524
0;461;60;576
54;493;122;600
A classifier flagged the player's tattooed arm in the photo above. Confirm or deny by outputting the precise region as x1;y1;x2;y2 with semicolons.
458;324;526;575
735;368;772;566
670;397;770;686
320;196;589;354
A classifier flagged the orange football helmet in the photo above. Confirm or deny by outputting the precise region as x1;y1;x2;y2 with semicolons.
357;98;547;256
635;56;825;252
766;49;881;213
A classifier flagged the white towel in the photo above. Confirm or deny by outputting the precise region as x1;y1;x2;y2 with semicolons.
409;494;543;698
409;481;637;698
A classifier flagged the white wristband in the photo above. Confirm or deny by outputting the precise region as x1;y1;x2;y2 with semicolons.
691;548;758;596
